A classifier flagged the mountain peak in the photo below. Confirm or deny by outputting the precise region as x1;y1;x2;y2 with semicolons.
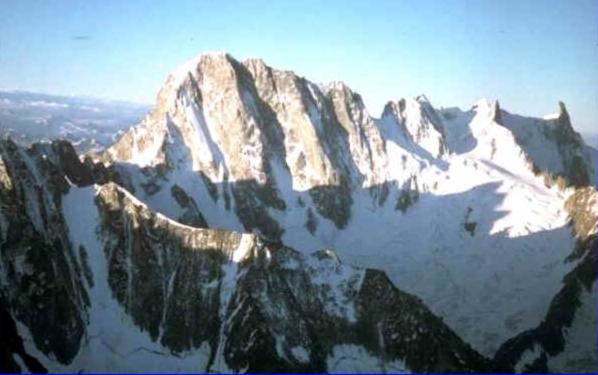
243;56;268;69
379;96;447;157
556;100;571;127
416;94;431;103
324;80;354;94
472;98;493;112
557;100;567;115
492;100;503;125
470;98;504;125
381;100;401;119
542;101;571;125
170;51;232;81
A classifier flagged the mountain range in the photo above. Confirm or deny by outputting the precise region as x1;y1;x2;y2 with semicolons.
0;90;149;153
0;52;595;373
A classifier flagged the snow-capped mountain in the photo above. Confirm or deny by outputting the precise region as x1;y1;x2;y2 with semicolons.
0;91;149;152
101;51;595;355
0;52;595;373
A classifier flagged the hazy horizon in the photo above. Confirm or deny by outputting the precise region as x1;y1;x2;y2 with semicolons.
1;86;596;149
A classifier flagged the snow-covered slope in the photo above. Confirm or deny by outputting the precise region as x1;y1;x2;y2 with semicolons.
495;187;597;373
97;52;596;369
0;140;505;372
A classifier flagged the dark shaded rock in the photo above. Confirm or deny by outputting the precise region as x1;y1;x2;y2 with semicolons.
463;207;477;236
395;177;420;213
0;296;47;373
305;207;317;235
0;139;89;364
309;179;352;229
492;101;503;125
171;184;208;228
232;179;284;240
464;222;477;236
356;269;510;373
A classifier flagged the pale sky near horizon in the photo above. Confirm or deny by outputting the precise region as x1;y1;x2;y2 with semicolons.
1;0;596;135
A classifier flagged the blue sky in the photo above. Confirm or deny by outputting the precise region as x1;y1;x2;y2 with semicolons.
1;0;596;134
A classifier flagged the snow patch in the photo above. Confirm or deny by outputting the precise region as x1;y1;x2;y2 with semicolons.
515;344;542;373
290;346;310;363
327;344;409;373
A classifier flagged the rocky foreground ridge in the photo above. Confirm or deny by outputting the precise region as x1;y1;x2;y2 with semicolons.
0;138;508;373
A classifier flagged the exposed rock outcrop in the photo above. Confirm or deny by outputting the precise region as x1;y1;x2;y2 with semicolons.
0;139;89;364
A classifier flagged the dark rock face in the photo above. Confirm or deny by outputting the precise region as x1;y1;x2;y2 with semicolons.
356;270;509;373
95;183;232;351
305;207;317;235
308;180;353;229
231;179;286;240
463;207;477;236
0;140;89;364
395;176;420;213
31;140;94;186
0;296;47;373
550;107;591;187
170;184;208;228
492;101;504;126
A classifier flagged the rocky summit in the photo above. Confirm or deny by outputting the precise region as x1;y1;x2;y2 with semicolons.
0;52;596;373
